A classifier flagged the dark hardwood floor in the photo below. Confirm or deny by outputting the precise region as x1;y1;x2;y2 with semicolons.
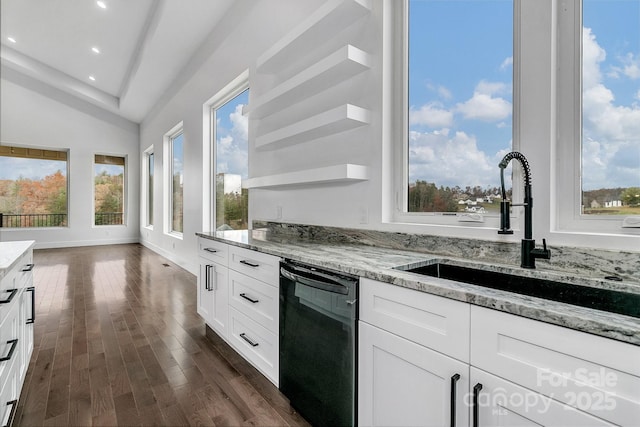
14;244;310;427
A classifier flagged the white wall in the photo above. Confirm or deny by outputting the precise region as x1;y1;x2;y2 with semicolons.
0;71;140;248
138;0;323;273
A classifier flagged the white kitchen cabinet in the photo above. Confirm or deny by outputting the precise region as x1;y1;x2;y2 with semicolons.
196;237;280;385
359;278;640;427
470;367;613;427
0;241;35;427
471;305;640;427
197;259;229;336
358;278;471;426
359;321;469;427
197;237;230;337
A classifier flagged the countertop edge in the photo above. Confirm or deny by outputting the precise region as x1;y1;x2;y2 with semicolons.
0;240;36;280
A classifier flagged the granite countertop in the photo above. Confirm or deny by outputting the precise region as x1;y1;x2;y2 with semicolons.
197;229;640;346
0;240;35;281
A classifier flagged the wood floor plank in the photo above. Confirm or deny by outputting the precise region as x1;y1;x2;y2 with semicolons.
14;244;307;427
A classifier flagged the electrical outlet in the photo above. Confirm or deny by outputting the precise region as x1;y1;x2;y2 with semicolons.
359;206;369;224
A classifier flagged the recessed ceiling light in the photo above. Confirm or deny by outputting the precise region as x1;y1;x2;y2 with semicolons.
92;47;100;54
89;75;96;81
96;1;106;9
7;37;16;43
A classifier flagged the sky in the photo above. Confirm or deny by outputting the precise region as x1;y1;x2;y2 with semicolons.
408;0;640;191
0;157;66;180
216;89;249;183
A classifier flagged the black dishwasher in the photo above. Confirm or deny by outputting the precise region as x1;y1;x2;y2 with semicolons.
279;260;358;427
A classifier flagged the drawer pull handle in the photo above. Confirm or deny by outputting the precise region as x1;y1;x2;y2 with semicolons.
240;260;259;268
204;265;216;291
239;333;259;347
240;293;259;304
22;263;35;272
26;287;35;324
0;289;17;304
0;339;18;362
2;400;17;427
450;373;460;427
472;383;483;427
203;248;218;253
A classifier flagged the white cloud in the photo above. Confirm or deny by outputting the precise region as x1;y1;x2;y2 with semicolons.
425;82;453;100
621;53;640;79
500;56;513;70
409;129;509;188
456;80;511;122
581;27;640;190
216;103;249;178
409;103;454;128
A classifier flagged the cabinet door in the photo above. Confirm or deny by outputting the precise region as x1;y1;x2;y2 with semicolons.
197;259;228;337
470;368;614;427
19;287;35;382
359;321;469;427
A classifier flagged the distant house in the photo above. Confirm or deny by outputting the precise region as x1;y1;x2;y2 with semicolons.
591;200;601;208
605;200;622;208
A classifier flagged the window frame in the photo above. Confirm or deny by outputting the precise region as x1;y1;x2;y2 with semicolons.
390;0;521;232
142;145;154;229
387;0;638;249
556;0;640;237
202;70;249;233
92;153;127;227
164;123;184;238
0;143;70;229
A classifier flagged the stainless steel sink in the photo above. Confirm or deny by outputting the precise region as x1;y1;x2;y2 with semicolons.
394;260;640;319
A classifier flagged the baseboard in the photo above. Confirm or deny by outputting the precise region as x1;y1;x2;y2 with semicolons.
139;239;198;275
33;237;140;249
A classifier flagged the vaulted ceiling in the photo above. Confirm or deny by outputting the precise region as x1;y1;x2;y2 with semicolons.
1;0;235;123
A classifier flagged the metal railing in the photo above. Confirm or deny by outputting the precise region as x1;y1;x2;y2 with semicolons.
94;212;124;225
0;212;124;227
0;213;67;228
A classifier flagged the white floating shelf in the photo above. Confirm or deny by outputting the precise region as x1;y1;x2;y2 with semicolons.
255;104;370;150
243;164;369;189
256;0;372;74
251;45;371;119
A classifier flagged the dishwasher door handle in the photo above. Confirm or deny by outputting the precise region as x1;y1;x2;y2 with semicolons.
280;266;350;295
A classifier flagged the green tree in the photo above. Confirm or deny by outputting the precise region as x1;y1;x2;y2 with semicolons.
621;187;640;207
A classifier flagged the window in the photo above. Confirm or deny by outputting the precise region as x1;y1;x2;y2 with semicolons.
404;0;514;218
143;147;154;228
205;73;249;231
165;126;184;235
0;145;68;228
558;0;640;233
94;155;125;226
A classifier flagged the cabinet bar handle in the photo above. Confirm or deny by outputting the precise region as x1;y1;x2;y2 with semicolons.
0;289;17;304
0;339;18;362
203;248;218;253
239;293;259;304
472;383;483;427
450;373;460;427
22;263;35;272
239;260;259;268
26;287;35;324
2;400;17;427
204;265;210;291
239;333;259;347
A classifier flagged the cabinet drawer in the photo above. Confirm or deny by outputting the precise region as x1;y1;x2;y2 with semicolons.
228;307;278;385
471;306;640;426
0;301;20;383
198;238;229;265
228;246;280;285
360;278;470;362
0;354;19;427
15;250;34;289
228;270;278;333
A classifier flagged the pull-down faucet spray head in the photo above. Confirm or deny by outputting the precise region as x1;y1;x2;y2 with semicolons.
497;151;550;268
498;152;532;236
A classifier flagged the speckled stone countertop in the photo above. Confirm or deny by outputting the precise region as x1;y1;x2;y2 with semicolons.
197;225;640;346
0;240;35;281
